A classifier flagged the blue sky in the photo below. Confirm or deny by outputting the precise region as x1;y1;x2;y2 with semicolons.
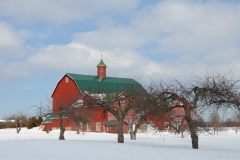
1;0;240;118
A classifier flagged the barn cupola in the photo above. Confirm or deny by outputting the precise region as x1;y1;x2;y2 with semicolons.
97;55;107;78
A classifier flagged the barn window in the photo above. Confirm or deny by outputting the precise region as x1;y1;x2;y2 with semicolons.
172;121;181;130
66;77;69;83
96;122;101;131
76;100;83;107
120;96;125;103
79;123;82;131
164;122;169;129
87;123;91;131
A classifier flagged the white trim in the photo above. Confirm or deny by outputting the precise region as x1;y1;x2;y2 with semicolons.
87;123;91;131
79;123;82;131
172;121;182;130
164;122;169;130
96;122;101;131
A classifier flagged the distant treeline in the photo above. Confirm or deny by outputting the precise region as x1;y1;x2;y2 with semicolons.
0;116;43;129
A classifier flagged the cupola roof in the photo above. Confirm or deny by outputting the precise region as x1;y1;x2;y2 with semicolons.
97;56;107;67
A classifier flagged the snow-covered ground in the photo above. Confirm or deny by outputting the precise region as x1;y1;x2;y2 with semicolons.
0;128;239;160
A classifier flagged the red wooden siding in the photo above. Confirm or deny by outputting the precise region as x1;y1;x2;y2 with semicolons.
52;75;82;113
97;66;106;78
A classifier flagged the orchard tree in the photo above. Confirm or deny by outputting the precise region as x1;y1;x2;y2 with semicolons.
208;111;222;135
94;93;137;143
4;110;28;133
231;111;240;134
125;97;149;140
148;71;240;149
56;96;80;140
85;82;146;143
68;99;92;134
31;98;52;117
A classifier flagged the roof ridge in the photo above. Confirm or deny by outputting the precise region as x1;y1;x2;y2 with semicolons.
67;73;137;80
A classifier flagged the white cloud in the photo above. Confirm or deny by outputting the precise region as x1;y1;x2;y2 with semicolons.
70;0;240;79
0;0;138;24
72;0;240;56
0;60;32;80
1;0;240;82
153;1;240;55
27;42;162;78
0;21;29;58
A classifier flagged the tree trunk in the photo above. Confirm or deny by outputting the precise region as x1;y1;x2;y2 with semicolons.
59;127;65;140
131;123;140;140
77;124;80;134
128;122;136;140
129;131;136;140
131;131;137;140
190;128;198;149
117;120;124;143
59;113;65;140
15;122;21;134
16;127;21;134
183;103;198;149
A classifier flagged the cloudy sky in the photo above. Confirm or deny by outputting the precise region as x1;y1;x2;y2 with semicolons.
1;0;240;118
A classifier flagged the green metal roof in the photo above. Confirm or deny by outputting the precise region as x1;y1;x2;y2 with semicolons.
97;59;107;66
41;116;52;124
41;114;68;124
67;73;145;94
104;120;118;126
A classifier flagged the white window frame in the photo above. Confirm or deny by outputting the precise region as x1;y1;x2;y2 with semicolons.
79;123;82;131
66;77;69;83
120;96;125;103
172;121;182;130
96;122;101;131
164;122;169;130
87;123;91;131
77;100;83;107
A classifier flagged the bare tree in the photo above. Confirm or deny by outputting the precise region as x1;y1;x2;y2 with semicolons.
148;71;240;149
95;93;134;143
38;95;79;140
56;96;80;140
31;98;52;117
126;98;149;140
83;85;145;143
208;111;222;135
231;111;240;134
57;107;65;140
127;114;148;140
68;100;92;134
4;110;28;133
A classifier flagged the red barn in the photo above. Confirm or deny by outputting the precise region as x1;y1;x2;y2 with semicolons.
41;58;143;133
41;58;192;133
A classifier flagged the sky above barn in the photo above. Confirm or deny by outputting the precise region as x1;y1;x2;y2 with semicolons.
1;0;240;118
